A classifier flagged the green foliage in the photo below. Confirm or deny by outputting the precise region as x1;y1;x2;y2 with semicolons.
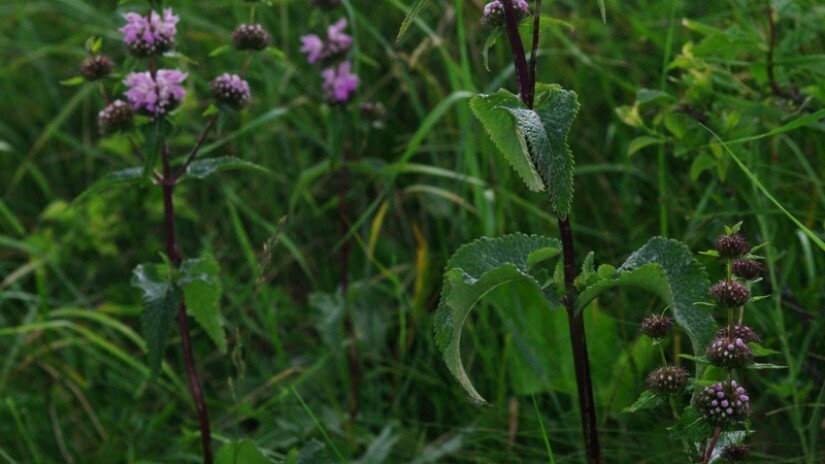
623;389;664;413
533;84;579;218
396;0;431;41
435;233;561;402
215;440;269;464
668;405;714;441
72;167;145;204
183;156;270;180
578;237;716;360
179;256;226;353
132;263;180;375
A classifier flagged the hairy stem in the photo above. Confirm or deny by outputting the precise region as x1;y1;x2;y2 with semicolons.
161;142;213;464
528;0;542;94
500;2;601;461
703;426;722;463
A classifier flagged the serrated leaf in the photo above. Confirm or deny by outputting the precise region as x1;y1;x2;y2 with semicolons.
435;233;561;403
577;237;716;375
73;167;146;204
179;256;225;353
215;439;269;464
668;405;713;441
132;263;180;375
533;84;580;217
396;0;431;41
623;389;664;413
469;90;545;192
183;156;270;180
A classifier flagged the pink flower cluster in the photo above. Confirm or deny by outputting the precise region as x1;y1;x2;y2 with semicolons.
124;70;188;116
299;18;352;64
300;18;358;104
120;8;179;56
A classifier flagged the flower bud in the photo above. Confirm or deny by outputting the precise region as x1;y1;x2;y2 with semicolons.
640;314;674;339
645;366;689;395
715;233;751;259
715;324;761;344
732;259;762;280
231;23;271;51
709;281;750;307
80;55;113;80
695;380;750;425
98;100;134;135
721;444;750;462
481;0;530;28
706;335;754;368
209;73;251;110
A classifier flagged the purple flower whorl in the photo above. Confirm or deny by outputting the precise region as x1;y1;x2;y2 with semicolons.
124;69;188;116
645;366;689;395
732;259;763;280
715;233;751;259
709;281;750;308
120;8;180;56
80;55;113;80
209;74;251;110
640;314;674;339
706;336;755;368
715;324;761;344
300;18;352;65
232;23;271;51
322;61;358;103
482;0;531;28
98;100;134;135
695;380;750;425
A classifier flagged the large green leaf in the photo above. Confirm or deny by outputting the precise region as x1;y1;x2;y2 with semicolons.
533;84;580;218
469;90;546;192
72;167;145;204
435;233;561;403
132;263;180;375
182;156;270;180
179;255;226;353
215;439;269;464
576;237;716;361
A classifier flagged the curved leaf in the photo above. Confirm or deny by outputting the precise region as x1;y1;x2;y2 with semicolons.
179;256;226;353
132;263;180;375
435;233;561;403
577;237;716;361
72;167;145;204
396;0;431;41
183;156;270;180
469;90;545;192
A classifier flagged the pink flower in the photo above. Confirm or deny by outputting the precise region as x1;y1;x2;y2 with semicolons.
120;8;180;56
300;34;324;64
299;17;352;64
123;69;188;116
209;73;251;109
322;61;358;103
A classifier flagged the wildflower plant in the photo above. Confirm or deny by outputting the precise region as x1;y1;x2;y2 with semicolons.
70;1;273;462
395;2;765;462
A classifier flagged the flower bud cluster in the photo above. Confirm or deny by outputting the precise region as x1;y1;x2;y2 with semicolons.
705;336;754;368
695;380;750;425
481;0;531;28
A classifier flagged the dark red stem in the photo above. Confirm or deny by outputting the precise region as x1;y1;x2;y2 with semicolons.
161;142;213;464
703;426;722;463
500;2;601;461
528;0;542;93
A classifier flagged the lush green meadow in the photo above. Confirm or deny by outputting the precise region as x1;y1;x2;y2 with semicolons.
1;0;823;462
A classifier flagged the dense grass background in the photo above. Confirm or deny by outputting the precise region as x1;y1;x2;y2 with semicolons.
1;0;823;462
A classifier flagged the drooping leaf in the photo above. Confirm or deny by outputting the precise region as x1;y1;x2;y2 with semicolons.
132;263;180;375
215;439;269;464
183;156;270;180
469;90;545;192
435;233;561;403
623;389;664;413
577;237;716;370
396;0;431;41
179;255;226;353
533;84;580;217
72;167;146;204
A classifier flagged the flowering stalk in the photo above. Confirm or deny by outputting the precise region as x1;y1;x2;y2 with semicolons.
500;1;601;461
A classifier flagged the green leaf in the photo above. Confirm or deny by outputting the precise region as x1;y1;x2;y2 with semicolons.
595;0;606;22
627;136;665;157
435;233;561;403
73;167;146;204
577;237;716;372
668;405;713;441
469;90;545;192
746;362;786;370
748;342;780;357
183;156;270;180
396;0;431;41
179;256;226;353
215;439;269;464
60;76;86;87
623;389;664;413
208;44;230;57
132;263;180;375
679;354;710;363
533;84;580;217
482;27;504;72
